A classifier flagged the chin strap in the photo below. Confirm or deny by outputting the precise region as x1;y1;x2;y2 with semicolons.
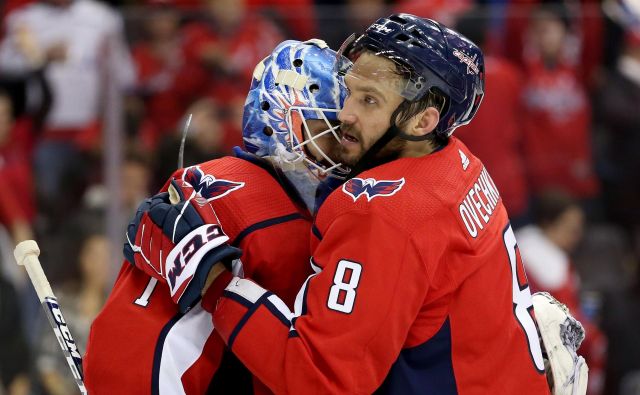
345;124;437;180
397;130;436;141
346;123;402;179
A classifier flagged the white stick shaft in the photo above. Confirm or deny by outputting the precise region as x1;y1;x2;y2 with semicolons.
14;240;54;302
14;240;88;394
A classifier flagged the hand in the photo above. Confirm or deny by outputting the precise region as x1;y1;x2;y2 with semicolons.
123;179;241;312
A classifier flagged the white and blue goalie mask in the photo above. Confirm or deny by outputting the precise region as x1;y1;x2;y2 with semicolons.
242;39;349;180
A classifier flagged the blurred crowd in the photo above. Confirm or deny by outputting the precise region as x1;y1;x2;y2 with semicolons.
0;0;639;394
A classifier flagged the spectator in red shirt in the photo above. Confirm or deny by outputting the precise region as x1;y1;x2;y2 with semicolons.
174;0;283;152
454;9;530;221
0;90;34;244
131;0;202;148
521;4;599;200
181;0;284;92
501;0;603;88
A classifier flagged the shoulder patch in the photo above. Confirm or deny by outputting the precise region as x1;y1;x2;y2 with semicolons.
459;149;470;171
342;177;405;202
183;165;245;201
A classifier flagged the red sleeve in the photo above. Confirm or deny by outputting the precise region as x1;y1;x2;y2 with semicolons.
210;210;431;394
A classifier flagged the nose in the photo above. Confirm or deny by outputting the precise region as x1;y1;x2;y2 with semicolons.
338;97;357;125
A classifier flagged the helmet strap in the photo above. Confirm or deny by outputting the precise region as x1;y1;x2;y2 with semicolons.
346;123;402;179
397;130;434;141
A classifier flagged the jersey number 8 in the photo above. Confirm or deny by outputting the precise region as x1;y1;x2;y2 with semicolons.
327;260;362;314
503;224;545;373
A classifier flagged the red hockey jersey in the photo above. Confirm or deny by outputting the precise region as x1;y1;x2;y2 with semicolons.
84;153;313;394
209;137;551;394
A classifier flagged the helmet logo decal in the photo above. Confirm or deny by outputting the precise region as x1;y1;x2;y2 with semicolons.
269;89;306;130
342;177;405;202
452;49;480;75
370;23;393;34
183;166;245;201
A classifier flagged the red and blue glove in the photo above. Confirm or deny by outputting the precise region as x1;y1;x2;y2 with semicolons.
123;178;241;312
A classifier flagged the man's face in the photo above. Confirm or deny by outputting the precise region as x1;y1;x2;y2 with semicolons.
551;206;585;253
338;53;406;167
530;12;567;62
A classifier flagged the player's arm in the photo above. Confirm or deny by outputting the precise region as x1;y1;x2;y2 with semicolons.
203;210;434;394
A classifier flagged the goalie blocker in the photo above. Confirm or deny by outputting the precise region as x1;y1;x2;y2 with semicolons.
533;291;589;395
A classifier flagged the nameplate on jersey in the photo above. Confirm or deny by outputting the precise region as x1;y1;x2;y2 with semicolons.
342;177;405;202
458;167;501;238
183;166;245;201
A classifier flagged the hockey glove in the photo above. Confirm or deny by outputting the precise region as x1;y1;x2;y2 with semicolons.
124;179;241;312
533;292;589;395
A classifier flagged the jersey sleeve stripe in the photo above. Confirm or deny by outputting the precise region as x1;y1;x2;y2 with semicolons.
311;223;323;240
232;213;306;246
264;295;295;327
222;290;254;310
227;292;269;348
224;279;298;349
227;291;296;349
293;258;322;320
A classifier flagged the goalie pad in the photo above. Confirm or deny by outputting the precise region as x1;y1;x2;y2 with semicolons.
533;292;589;395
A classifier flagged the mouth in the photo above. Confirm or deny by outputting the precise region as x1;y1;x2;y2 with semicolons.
340;130;359;146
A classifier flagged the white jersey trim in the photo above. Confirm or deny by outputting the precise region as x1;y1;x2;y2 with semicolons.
158;304;214;395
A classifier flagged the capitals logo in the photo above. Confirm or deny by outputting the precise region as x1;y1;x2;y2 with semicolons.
342;177;405;202
183;166;244;201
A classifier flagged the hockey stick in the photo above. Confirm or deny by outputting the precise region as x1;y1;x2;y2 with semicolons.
14;240;88;395
178;113;193;170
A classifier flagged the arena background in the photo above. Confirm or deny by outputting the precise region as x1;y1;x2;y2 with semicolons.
0;0;639;394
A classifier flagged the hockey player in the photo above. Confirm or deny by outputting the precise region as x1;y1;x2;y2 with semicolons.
82;39;347;394
189;15;559;394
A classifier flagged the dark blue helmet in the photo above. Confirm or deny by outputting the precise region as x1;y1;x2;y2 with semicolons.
337;14;485;137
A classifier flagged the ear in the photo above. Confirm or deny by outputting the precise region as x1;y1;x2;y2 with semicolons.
406;107;440;138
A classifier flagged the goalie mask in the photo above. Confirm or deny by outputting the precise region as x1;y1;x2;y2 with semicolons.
242;39;348;194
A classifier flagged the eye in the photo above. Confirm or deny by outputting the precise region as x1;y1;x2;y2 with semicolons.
364;95;377;105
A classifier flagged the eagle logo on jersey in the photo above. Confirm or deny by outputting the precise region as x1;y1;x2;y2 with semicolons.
183;166;245;201
342;177;405;202
459;149;470;170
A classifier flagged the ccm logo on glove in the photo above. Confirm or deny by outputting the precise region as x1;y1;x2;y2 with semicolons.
166;224;229;297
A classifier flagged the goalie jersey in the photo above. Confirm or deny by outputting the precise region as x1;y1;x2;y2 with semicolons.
84;151;313;394
209;137;551;394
